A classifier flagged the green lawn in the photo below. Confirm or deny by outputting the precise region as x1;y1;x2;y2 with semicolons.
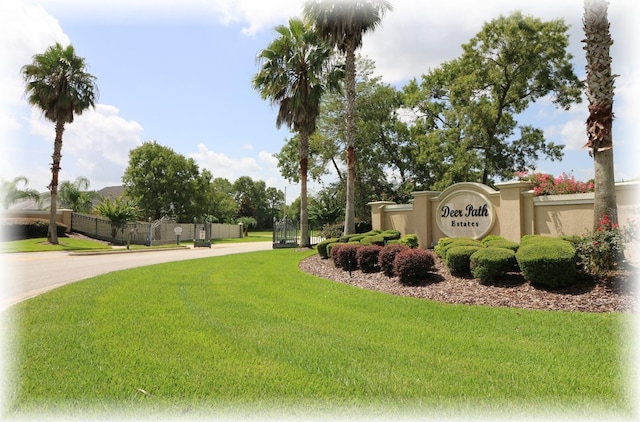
1;231;271;253
3;249;633;419
1;237;113;253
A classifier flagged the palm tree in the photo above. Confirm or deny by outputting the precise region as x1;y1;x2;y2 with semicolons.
58;176;101;213
22;42;98;244
304;0;393;235
0;176;41;210
253;17;342;247
583;0;617;230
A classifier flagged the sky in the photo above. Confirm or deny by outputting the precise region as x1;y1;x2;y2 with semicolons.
0;0;638;206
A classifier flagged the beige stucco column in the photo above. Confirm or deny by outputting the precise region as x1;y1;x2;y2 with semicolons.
367;201;396;231
494;181;533;242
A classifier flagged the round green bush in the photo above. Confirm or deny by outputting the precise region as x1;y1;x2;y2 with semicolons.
393;248;436;285
434;237;455;258
378;244;410;277
481;235;506;246
360;235;386;246
399;234;420;248
470;247;517;283
440;238;483;259
380;230;401;241
317;238;339;259
356;245;383;273
445;245;483;275
482;239;519;252
520;234;565;246
515;240;576;288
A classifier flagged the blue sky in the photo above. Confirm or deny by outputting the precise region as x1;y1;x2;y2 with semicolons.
1;0;638;205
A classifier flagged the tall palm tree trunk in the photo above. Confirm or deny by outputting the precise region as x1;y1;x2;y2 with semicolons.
583;0;617;230
48;120;65;244
343;44;357;235
300;132;310;247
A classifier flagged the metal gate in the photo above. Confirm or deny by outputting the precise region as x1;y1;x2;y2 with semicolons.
272;218;298;249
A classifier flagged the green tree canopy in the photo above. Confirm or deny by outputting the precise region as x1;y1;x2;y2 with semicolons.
122;141;210;222
404;11;582;187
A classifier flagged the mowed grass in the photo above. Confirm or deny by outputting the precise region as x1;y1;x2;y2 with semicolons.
1;237;113;253
4;249;634;419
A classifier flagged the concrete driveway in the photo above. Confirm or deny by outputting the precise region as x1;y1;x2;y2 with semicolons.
1;242;273;311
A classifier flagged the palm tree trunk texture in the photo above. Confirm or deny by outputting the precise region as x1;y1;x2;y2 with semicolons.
583;0;617;230
343;43;357;235
48;121;65;244
300;135;310;247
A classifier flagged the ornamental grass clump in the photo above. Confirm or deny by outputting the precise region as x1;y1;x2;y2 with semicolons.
470;247;518;283
393;248;436;285
356;245;383;273
378;244;410;277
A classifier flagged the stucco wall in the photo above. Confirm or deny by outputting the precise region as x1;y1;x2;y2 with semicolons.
369;181;639;247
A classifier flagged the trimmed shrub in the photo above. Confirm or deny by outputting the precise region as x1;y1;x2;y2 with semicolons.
520;234;564;246
360;235;386;246
380;230;401;241
481;235;506;246
399;234;420;248
482;239;520;252
340;234;366;243
379;244;410;277
317;237;339;259
336;243;361;272
515;240;577;288
356;245;383;273
445;245;483;275
393;248;436;285
434;237;455;258
470;247;517;283
329;243;344;268
440;238;483;259
0;218;67;241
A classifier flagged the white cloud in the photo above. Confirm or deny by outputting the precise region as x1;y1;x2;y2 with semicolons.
0;1;70;155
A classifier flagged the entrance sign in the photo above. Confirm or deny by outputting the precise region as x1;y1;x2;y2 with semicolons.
436;189;495;239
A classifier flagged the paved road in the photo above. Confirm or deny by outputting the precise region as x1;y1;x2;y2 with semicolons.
1;242;273;311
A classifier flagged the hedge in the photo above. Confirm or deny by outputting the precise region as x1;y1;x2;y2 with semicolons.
1;218;67;241
393;248;436;285
378;244;410;277
317;237;339;259
470;247;517;283
445;245;484;275
515;240;576;288
356;245;383;273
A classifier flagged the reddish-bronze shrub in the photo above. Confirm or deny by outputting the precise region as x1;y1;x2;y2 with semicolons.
393;248;436;285
336;243;361;272
356;245;383;273
378;244;410;277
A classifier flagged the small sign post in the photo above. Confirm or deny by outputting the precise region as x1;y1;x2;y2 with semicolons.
174;226;183;245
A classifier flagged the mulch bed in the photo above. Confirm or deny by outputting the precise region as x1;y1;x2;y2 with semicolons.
299;253;637;313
